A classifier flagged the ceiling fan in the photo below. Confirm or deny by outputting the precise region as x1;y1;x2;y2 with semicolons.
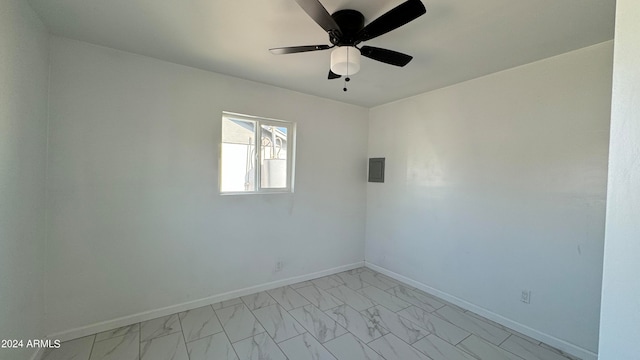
270;0;426;82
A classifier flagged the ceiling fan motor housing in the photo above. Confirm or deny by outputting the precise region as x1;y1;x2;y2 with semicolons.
330;9;365;45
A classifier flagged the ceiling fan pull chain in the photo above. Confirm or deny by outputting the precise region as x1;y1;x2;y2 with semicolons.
343;49;353;91
343;76;351;91
344;49;349;91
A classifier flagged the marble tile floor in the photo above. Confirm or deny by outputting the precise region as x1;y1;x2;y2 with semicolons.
41;267;580;360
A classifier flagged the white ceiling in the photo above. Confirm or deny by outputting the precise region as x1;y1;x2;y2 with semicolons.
28;0;615;107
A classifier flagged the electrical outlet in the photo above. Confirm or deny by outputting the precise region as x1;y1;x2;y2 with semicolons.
275;261;284;272
521;290;531;304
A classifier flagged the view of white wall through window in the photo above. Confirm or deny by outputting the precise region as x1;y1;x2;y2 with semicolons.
220;112;295;193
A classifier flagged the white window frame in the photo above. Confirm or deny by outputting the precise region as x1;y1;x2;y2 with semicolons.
220;111;296;195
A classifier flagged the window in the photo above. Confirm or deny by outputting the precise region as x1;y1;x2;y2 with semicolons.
220;112;295;194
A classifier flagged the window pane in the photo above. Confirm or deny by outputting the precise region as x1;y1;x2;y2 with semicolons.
260;125;288;189
221;118;256;192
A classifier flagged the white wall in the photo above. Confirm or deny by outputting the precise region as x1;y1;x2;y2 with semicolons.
0;1;49;359
598;1;640;359
45;37;368;335
366;42;612;357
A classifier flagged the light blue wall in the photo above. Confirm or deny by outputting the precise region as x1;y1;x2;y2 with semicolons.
598;0;640;358
366;42;613;359
0;1;50;359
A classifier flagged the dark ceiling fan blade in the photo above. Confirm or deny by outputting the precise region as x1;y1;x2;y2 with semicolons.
328;70;341;79
360;46;413;66
269;45;332;54
356;0;426;42
294;0;342;35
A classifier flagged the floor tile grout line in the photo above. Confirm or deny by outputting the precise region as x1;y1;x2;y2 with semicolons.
215;302;268;345
368;343;387;358
249;303;305;344
287;301;309;311
178;306;205;344
459;334;530;360
292;284;345;311
360;316;433;357
267;287;295;311
464;310;550;350
498;332;513;347
290;303;350;344
499;334;575;360
255;321;294;359
357;286;413;312
212;297;243;311
267;322;318;360
377;332;461;360
86;335;96;360
411;334;428;346
359;306;431;347
538;342;581;360
324;303;389;343
410;335;443;359
289;283;308;300
391;285;446;314
211;303;242;360
395;305;475;348
433;305;513;347
272;334;292;360
452;335;488;360
499;343;529;360
455;332;473;346
226;329;268;345
182;328;226;345
176;309;190;360
324;330;367;347
240;290;278;311
93;324;138;344
320;332;351;359
423;332;486;360
465;309;516;331
334;329;418;360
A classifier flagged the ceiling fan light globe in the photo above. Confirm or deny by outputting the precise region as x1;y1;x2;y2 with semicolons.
330;46;361;76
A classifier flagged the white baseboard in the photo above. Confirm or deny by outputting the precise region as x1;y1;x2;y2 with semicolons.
48;261;364;342
365;262;597;360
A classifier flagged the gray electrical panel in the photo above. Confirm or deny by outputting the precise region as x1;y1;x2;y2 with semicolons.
368;158;385;183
